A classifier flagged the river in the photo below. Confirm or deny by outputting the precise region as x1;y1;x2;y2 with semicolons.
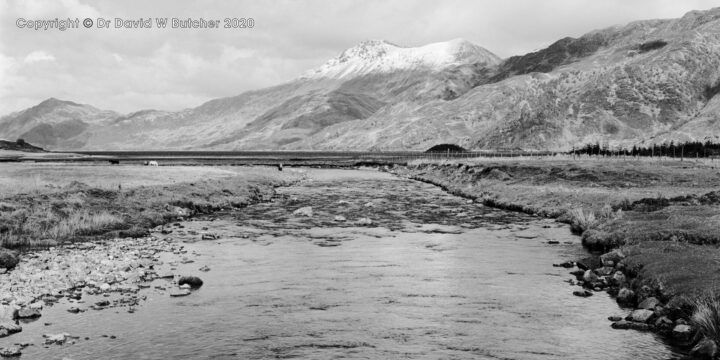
7;169;680;359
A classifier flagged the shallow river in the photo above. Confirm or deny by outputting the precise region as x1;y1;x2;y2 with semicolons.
8;169;681;359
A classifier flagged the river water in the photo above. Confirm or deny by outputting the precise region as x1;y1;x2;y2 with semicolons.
7;169;680;359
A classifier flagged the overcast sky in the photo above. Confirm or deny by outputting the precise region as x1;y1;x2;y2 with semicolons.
0;0;718;115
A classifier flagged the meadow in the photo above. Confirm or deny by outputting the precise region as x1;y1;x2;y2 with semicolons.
0;163;301;248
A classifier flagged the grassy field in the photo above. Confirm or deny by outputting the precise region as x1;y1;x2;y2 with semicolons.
396;157;720;301
0;163;302;248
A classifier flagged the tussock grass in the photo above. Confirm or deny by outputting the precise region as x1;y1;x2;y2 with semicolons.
569;208;598;234
692;293;720;345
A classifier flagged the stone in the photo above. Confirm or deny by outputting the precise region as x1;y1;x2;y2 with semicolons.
0;345;21;357
608;315;623;322
553;261;574;268
0;305;18;321
601;249;625;266
0;322;21;337
672;324;693;341
199;265;210;272
67;307;84;314
638;297;660;310
178;276;203;288
333;215;347;222
293;207;313;217
356;217;373;226
617;288;636;306
44;333;70;345
201;234;218;240
179;284;191;289
573;290;593;297
582;270;599;283
576;256;602;271
610;271;626;286
611;320;650;331
627;309;655;323
690;337;718;359
95;300;110;307
654;316;673;330
169;289;191;297
0;249;19;269
99;283;111;292
17;308;41;319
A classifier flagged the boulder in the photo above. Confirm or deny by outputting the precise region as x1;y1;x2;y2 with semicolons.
0;305;18;321
601;249;625;266
627;309;655;323
690;338;718;359
610;271;626;286
293;207;313;217
169;289;191;297
608;315;623;322
582;270;599;283
672;324;693;342
43;333;70;345
573;290;593;297
638;297;660;310
611;320;650;331
356;217;373;226
165;205;192;217
17;308;41;319
178;276;203;288
654;316;673;331
0;322;21;337
333;215;347;222
617;288;636;306
0;249;18;269
0;345;21;357
576;256;602;271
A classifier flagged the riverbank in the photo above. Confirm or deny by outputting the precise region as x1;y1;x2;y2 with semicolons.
392;158;720;356
0;164;304;354
0;164;304;249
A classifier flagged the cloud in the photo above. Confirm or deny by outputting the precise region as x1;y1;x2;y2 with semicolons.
1;0;719;116
23;50;55;63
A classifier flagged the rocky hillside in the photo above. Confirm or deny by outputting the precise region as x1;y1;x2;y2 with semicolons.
2;8;720;150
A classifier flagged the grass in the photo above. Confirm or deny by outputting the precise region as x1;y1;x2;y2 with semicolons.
0;164;302;248
692;294;720;347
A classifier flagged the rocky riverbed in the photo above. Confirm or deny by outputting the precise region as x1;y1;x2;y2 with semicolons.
0;168;684;359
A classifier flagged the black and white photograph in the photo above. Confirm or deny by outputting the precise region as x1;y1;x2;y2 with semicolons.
1;0;720;358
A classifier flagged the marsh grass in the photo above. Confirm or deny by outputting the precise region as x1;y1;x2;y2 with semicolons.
692;293;720;345
0;164;299;248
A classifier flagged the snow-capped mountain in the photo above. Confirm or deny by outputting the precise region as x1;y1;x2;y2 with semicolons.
4;8;720;151
301;38;501;79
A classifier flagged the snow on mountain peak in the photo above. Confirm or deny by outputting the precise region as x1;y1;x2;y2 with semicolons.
301;38;500;80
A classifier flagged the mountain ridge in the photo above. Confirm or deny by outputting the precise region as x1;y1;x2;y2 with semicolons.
3;7;720;150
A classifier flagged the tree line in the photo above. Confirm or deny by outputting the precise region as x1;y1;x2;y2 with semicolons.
573;141;720;158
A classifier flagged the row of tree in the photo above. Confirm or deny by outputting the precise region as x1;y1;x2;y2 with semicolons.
573;141;720;158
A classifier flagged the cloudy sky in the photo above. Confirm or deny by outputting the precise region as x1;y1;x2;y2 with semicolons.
0;0;717;115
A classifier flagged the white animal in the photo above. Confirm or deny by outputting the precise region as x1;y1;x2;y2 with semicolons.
148;160;159;167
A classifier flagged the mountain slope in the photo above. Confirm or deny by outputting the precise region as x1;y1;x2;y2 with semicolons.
2;8;720;151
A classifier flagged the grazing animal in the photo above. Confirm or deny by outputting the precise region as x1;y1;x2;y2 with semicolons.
147;160;159;167
278;163;283;171
109;160;120;165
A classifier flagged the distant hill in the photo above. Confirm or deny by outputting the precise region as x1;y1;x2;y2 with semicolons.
2;7;720;151
0;139;46;152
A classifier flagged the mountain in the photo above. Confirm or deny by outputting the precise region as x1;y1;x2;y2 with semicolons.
300;38;500;80
3;8;720;151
